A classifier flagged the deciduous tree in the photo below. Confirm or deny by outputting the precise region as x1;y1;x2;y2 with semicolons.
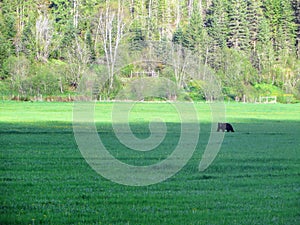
95;0;126;92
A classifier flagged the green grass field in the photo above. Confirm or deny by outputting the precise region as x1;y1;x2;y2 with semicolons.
1;101;299;224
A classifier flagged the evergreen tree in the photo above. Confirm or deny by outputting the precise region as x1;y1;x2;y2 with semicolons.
246;0;264;72
292;0;300;58
246;0;263;51
227;0;250;51
129;20;146;51
0;0;299;100
183;7;204;54
0;2;15;77
278;0;297;57
205;0;229;69
263;0;297;59
205;0;228;48
256;16;275;81
49;0;76;55
172;26;184;45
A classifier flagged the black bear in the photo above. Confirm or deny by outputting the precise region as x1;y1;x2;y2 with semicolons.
217;122;234;132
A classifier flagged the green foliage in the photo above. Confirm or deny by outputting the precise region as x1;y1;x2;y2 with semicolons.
227;0;250;50
277;94;298;104
0;0;299;100
187;80;206;101
0;79;11;98
0;33;14;78
29;63;60;96
2;55;30;95
254;83;284;96
264;0;297;55
172;26;184;45
119;64;135;77
206;0;228;48
183;8;204;53
116;77;179;101
129;20;146;51
218;48;259;98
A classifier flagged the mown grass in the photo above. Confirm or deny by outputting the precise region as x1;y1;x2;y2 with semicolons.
1;101;299;224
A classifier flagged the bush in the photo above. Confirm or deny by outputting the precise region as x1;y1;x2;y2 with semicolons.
254;83;300;103
254;83;284;97
187;80;206;101
0;79;11;99
277;94;298;104
29;63;62;96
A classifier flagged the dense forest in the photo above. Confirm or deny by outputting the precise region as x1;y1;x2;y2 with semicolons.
0;0;299;102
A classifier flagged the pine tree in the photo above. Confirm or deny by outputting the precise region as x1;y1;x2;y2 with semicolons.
183;7;204;53
245;0;264;72
278;0;297;57
172;26;184;45
263;0;297;59
246;0;263;51
256;16;275;81
204;0;228;70
227;0;250;51
292;0;300;59
128;0;147;45
205;0;228;48
129;20;146;51
0;1;15;77
49;0;76;58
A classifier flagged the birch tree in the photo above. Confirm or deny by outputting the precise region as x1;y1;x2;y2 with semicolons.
35;14;53;62
66;36;91;89
73;0;80;29
95;0;126;91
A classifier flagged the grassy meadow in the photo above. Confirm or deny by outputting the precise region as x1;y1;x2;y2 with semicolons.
1;101;299;224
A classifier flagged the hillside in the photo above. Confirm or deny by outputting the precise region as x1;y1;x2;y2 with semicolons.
0;0;299;102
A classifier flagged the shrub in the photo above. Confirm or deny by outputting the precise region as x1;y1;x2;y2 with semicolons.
187;80;206;101
254;83;284;97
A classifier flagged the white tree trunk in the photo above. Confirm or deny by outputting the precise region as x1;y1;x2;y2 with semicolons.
96;0;126;91
35;15;53;62
73;0;79;28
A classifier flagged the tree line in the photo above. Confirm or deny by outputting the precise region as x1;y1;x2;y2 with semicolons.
0;0;299;102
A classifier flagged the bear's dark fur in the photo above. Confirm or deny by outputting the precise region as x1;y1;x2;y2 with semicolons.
217;122;234;132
